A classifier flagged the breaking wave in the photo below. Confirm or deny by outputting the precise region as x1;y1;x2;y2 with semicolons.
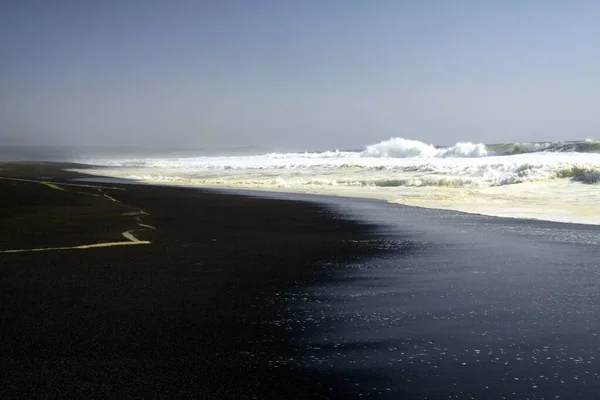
98;138;600;169
361;138;488;158
361;137;600;158
86;137;600;190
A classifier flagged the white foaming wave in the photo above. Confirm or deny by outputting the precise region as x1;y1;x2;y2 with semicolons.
95;138;489;171
76;145;600;226
439;141;489;157
86;135;600;191
360;137;488;158
90;137;600;173
264;150;354;159
96;151;356;170
90;152;600;189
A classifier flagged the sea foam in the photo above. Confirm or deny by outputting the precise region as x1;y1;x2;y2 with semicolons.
77;137;600;225
361;138;488;158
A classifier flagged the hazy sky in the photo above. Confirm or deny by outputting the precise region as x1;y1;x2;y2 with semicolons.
1;0;599;150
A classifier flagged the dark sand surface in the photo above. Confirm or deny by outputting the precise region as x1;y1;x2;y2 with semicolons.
0;163;375;399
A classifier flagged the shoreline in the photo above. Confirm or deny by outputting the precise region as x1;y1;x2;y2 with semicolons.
3;162;600;398
0;162;380;398
71;165;600;226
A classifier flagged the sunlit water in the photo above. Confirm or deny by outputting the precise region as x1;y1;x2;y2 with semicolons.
245;191;600;399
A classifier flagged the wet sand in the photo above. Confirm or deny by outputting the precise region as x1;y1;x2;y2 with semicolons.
4;162;600;399
0;163;375;398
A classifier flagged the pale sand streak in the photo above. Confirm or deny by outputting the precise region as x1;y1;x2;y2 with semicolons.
0;176;154;254
0;176;125;190
41;182;65;191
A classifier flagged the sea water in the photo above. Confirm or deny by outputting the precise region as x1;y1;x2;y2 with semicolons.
76;137;600;225
73;138;600;398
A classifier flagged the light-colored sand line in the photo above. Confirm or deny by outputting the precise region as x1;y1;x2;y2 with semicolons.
0;175;155;254
102;193;120;203
122;230;143;242
137;223;156;230
41;182;65;191
134;211;156;230
1;240;151;254
1;224;152;254
0;176;125;190
120;211;142;216
1;229;151;254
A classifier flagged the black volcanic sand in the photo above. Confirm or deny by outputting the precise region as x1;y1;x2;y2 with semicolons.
0;163;376;399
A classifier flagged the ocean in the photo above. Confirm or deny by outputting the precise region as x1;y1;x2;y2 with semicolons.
76;137;600;225
71;137;600;397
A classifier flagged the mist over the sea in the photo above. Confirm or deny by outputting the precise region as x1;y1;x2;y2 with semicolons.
2;1;600;152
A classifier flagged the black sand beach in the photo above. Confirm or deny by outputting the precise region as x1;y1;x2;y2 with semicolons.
0;163;375;399
3;163;600;399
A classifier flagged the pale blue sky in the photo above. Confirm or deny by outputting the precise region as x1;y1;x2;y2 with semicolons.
1;0;599;150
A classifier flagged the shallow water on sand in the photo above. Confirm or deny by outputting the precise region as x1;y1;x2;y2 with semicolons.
235;191;600;399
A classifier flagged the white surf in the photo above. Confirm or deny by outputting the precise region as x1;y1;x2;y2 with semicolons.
76;138;600;225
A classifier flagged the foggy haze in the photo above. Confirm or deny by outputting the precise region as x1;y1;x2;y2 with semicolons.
2;1;599;152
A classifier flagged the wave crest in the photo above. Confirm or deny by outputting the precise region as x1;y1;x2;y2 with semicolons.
360;138;488;158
